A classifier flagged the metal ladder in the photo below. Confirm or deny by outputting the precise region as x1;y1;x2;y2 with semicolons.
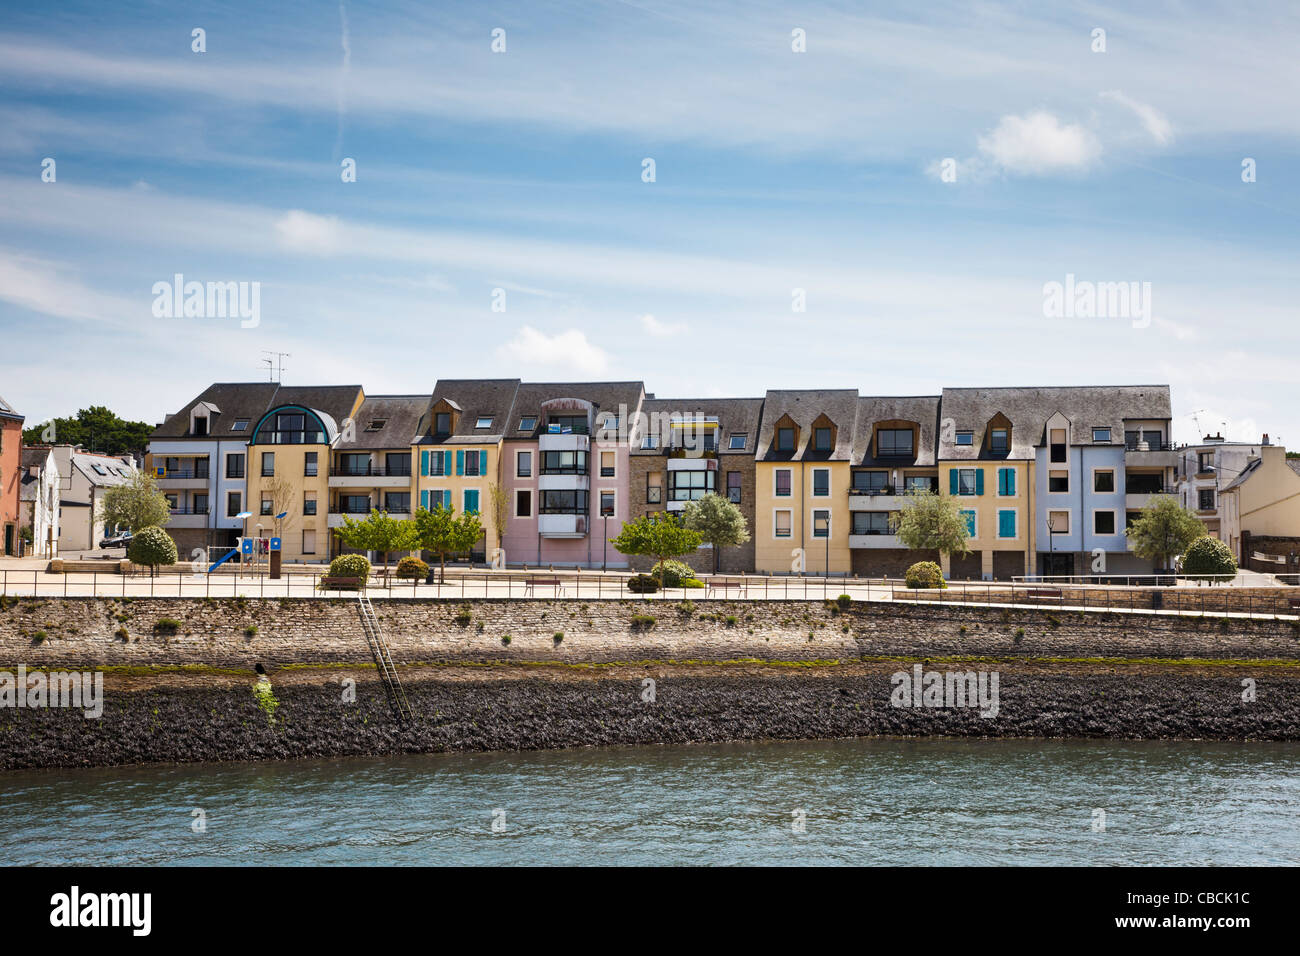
357;593;412;721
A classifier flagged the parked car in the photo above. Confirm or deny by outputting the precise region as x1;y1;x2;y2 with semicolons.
99;530;133;549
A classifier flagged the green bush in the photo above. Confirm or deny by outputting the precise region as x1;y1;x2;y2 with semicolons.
127;526;178;572
681;578;705;589
904;561;946;589
1182;535;1238;582
453;606;473;625
836;593;852;608
154;618;181;634
395;556;429;580
324;554;371;588
651;560;698;588
630;613;656;630
627;574;660;593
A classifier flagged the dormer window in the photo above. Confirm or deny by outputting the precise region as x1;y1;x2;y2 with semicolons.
365;419;387;432
877;428;914;457
814;427;832;452
776;427;795;452
990;428;1009;454
435;412;451;435
193;417;208;436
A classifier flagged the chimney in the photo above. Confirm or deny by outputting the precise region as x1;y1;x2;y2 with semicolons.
1263;433;1270;445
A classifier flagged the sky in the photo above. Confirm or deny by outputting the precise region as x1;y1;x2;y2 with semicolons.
0;0;1296;446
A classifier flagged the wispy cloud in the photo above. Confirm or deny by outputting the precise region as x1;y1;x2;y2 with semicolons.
1100;90;1173;145
496;326;609;375
976;111;1102;175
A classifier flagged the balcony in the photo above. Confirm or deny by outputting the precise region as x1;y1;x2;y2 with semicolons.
1124;442;1176;469
538;513;588;538
539;432;590;453
1124;487;1175;510
156;467;210;490
328;462;412;488
849;531;902;549
167;507;210;529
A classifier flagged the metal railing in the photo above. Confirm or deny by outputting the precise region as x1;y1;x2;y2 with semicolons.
167;508;210;516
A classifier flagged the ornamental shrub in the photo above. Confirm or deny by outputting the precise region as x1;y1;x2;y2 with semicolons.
325;553;371;587
1182;535;1237;582
627;574;660;593
396;556;429;580
651;559;697;588
904;561;946;589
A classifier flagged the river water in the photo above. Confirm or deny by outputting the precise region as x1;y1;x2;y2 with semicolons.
3;739;1298;865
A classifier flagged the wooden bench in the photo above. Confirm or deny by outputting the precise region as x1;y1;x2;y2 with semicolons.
524;577;564;597
1025;588;1063;600
320;576;363;590
705;577;746;597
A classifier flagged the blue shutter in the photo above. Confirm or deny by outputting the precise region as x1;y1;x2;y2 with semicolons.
443;451;451;475
456;450;464;476
443;490;451;509
465;489;479;513
421;450;429;476
949;470;959;495
975;469;984;496
963;510;976;536
420;489;429;510
999;510;1016;538
1006;469;1016;496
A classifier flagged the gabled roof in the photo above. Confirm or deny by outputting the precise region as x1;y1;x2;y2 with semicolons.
417;379;522;445
507;381;646;441
633;396;765;456
151;383;284;440
0;394;23;423
1221;457;1262;492
850;396;941;467
755;389;860;461
69;451;136;487
335;395;430;450
1288;458;1300;479
938;385;1172;460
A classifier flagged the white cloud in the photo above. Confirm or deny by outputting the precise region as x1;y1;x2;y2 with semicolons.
496;326;609;375
976;111;1102;174
1100;90;1174;146
274;210;345;253
640;313;684;336
0;250;134;323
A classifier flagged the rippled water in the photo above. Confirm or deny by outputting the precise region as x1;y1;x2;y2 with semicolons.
3;739;1298;865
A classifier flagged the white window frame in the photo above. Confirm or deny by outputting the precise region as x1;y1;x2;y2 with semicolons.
516;449;533;479
599;449;617;480
773;508;793;538
729;433;747;450
1047;509;1071;535
810;507;832;538
1092;427;1111;443
773;468;793;497
598;488;617;518
513;488;533;519
475;416;493;429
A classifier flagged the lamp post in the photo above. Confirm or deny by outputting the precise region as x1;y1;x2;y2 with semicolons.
815;512;830;582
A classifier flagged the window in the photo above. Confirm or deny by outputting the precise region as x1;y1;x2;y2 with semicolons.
853;471;889;493
641;434;659;450
366;419;387;432
812;509;830;537
813;427;832;452
165;493;179;511
1050;428;1067;463
729;434;747;450
647;473;662;504
260;497;273;516
541;450;587;475
429;451;446;477
435;412;451;435
261;452;275;477
1198;452;1214;473
91;464;107;476
1049;470;1069;493
164;457;180;475
339;453;371;476
878;429;914;457
1093;470;1115;493
540;489;589;514
603;414;620;432
812;468;830;497
264;412;318;444
226;454;245;479
464;450;482;477
997;467;1016;497
955;431;974;446
998;509;1017;539
195;457;209;478
518;416;537;432
515;489;532;518
957;468;978;496
304;451;318;476
905;475;936;492
547;415;588;435
600;451;615;478
302;530;316;555
192;416;208;436
475;416;493;429
193;493;208;514
668;469;715;502
961;510;977;537
774;510;792;538
727;471;742;503
777;427;795;452
1092;427;1111;442
775;469;792;497
852;512;890;535
1199;489;1215;511
227;492;242;516
517;451;532;478
1047;510;1070;534
1126;511;1142;529
231;419;249;432
340;495;369;514
303;494;317;516
1094;511;1116;535
600;491;615;517
386;453;411;476
990;428;1009;454
385;492;410;513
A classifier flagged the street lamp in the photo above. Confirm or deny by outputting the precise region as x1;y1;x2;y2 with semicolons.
814;512;830;582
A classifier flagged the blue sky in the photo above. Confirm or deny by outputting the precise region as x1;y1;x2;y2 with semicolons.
0;0;1296;446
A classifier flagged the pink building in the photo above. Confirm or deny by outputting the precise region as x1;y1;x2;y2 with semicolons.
500;383;645;569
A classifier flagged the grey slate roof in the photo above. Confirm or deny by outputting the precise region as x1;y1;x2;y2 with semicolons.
506;381;646;441
1288;458;1300;479
334;395;429;450
266;385;365;439
755;389;860;461
938;385;1172;460
632;397;765;456
0;394;23;423
1222;457;1261;492
418;379;522;445
152;383;283;439
850;396;941;467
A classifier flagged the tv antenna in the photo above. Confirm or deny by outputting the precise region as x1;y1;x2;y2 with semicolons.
261;350;290;383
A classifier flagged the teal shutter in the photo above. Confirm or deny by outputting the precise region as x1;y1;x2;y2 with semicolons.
420;489;429;510
442;490;451;509
456;450;464;476
465;489;479;513
975;469;984;495
963;510;976;536
999;510;1016;538
443;451;451;475
421;451;429;476
949;470;959;495
1006;469;1015;496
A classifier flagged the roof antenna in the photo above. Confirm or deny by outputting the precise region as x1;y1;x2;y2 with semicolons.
261;350;290;383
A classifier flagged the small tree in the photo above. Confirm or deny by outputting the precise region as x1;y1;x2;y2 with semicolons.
1182;535;1238;583
334;509;421;578
487;482;509;552
610;513;702;580
413;504;484;583
890;489;970;559
1125;496;1204;570
681;492;751;574
128;525;178;576
103;471;171;532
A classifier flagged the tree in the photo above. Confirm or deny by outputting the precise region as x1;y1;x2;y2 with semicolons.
610;513;703;579
23;405;152;456
1125;496;1204;570
334;509;421;578
103;472;171;533
413;504;484;583
128;526;178;576
681;492;750;573
889;489;971;558
487;482;509;552
256;476;299;540
1182;535;1238;582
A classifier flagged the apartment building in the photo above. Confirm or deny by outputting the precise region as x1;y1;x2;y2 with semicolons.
51;447;137;553
847;396;941;577
0;395;23;555
1218;442;1300;569
18;446;60;559
1175;434;1265;537
754;389;860;575
501;381;646;569
628;396;764;574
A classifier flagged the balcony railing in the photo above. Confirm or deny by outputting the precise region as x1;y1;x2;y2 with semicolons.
1126;439;1171;451
332;463;411;477
851;526;895;536
1125;485;1175;495
849;485;896;496
540;467;588;476
330;506;374;515
168;507;210;515
158;469;210;479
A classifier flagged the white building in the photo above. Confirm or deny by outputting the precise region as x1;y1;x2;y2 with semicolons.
52;446;138;553
18;447;60;558
1174;434;1265;538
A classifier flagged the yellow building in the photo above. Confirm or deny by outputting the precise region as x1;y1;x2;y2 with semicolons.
1220;443;1300;568
753;389;859;575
